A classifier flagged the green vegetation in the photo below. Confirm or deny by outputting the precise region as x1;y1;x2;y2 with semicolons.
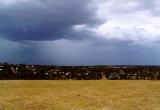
0;80;160;110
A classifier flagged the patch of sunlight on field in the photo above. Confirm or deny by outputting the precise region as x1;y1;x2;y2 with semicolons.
0;80;160;110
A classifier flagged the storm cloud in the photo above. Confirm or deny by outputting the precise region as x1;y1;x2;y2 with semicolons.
0;0;101;41
1;0;160;65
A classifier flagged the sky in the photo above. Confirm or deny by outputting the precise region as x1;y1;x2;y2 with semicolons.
0;0;160;65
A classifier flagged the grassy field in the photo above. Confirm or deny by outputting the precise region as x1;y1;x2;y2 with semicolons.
0;80;160;110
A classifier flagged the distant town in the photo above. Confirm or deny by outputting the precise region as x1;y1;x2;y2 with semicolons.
0;62;160;80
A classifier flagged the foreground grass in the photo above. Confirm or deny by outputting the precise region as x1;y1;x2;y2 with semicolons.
0;80;160;110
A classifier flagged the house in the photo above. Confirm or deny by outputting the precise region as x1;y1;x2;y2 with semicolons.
0;65;3;71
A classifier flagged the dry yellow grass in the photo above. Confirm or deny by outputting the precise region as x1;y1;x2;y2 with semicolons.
0;80;160;110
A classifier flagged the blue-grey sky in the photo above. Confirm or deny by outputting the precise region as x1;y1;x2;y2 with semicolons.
0;0;160;65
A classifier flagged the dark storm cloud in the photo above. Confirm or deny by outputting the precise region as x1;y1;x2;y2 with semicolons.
1;0;160;65
0;0;100;41
26;38;160;65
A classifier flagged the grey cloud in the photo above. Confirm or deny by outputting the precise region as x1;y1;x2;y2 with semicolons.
1;0;160;65
0;0;101;41
137;0;160;16
27;38;148;65
1;36;160;65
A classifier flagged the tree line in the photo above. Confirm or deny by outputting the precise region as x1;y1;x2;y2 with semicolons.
0;63;160;80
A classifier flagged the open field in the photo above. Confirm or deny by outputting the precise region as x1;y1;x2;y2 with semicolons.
0;80;160;110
